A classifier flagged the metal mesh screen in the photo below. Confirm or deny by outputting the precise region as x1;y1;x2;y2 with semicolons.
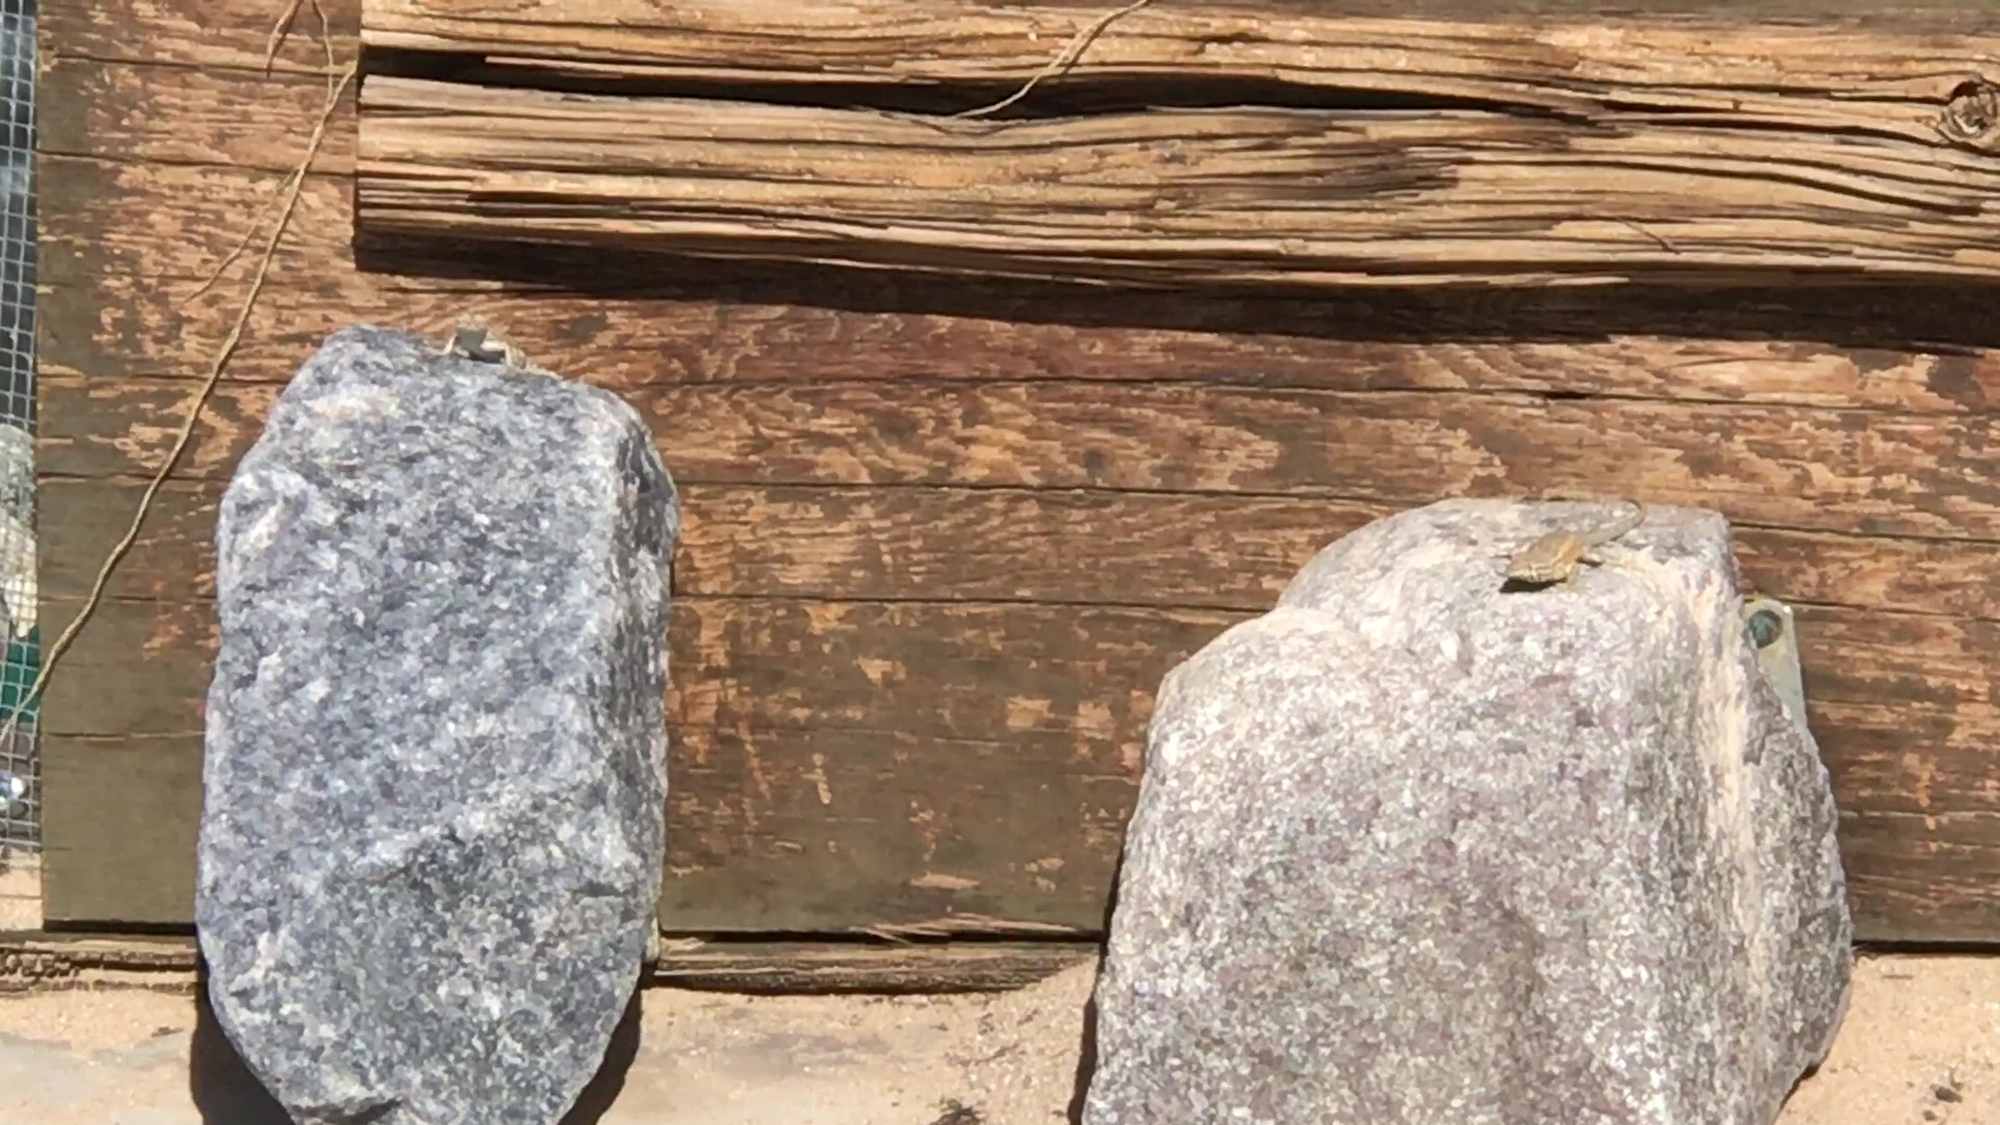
0;1;36;849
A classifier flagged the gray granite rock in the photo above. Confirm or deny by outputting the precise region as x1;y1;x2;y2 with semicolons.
0;422;31;638
196;326;678;1125
0;421;32;525
1084;499;1851;1125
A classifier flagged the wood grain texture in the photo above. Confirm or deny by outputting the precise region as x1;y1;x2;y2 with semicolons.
43;0;359;73
41;596;1216;929
42;150;2000;417
54;594;2000;758
2;932;1094;994
360;1;2000;98
43;372;2000;541
645;940;1096;994
37;591;2000;939
0;934;202;994
41;736;205;927
41;477;2000;623
355;74;2000;289
41;0;2000;942
38;56;359;172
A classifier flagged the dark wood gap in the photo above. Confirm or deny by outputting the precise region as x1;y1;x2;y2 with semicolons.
663;929;1101;946
361;46;1581;121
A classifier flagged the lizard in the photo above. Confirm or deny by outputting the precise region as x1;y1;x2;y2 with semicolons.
1503;498;1646;587
436;322;554;376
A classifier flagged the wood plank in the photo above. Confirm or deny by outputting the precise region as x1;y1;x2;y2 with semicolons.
42;596;1222;928
1837;808;2000;943
45;595;1225;742
3;932;1094;994
360;2;2000;94
45;591;2000;743
54;0;2000;82
41;736;204;927
664;725;1140;932
673;486;2000;622
40;597;215;738
644;940;1096;994
356;75;2000;290
38;159;342;290
43;372;2000;541
37;55;359;172
40;479;2000;782
0;935;202;994
1820;700;2000;819
41;479;224;601
39;595;2000;939
41;151;2000;416
43;0;359;73
40;1;2000;945
1824;700;2000;812
42;477;2000;624
27;592;2000;932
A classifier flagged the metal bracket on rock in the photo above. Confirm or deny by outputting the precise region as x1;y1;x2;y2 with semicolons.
1743;595;1808;733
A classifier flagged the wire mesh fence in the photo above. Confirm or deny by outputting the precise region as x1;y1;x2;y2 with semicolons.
0;0;37;850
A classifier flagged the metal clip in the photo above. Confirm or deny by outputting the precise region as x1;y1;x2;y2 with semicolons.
1743;595;1807;731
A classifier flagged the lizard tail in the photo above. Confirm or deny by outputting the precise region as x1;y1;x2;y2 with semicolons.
1614;497;1646;536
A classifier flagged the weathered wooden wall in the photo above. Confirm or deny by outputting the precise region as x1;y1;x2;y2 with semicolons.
37;0;2000;943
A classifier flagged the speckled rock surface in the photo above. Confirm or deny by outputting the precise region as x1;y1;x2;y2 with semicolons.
0;422;32;639
196;326;678;1125
1083;499;1852;1125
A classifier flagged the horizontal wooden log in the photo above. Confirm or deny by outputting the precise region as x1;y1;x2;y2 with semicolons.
62;0;2000;79
43;372;2000;541
0;932;1095;994
0;934;203;994
42;151;2000;417
644;940;1096;994
43;596;1224;741
1838;809;2000;942
361;2;2000;104
41;477;2000;623
35;589;2000;939
42;595;1218;928
89;0;2000;81
41;736;206;928
356;73;2000;290
45;591;2000;742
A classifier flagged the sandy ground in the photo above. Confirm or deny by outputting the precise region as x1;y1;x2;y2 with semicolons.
0;953;1992;1124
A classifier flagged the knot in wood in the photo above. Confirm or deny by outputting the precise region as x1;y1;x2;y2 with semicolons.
1938;78;2000;148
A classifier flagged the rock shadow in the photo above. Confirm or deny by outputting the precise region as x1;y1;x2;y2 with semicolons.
188;975;290;1125
1067;845;1124;1124
1065;985;1100;1125
561;978;645;1125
